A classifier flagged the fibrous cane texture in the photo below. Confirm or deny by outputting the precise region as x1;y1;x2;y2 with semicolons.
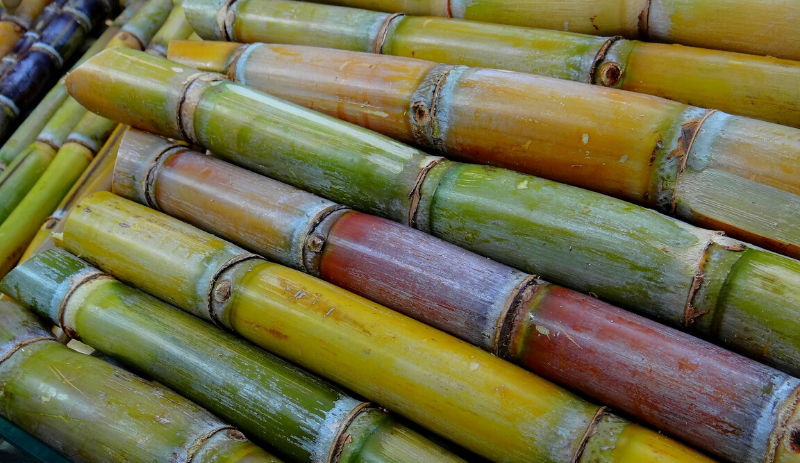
2;248;469;463
168;41;800;260
111;128;800;463
51;191;717;463
0;297;280;463
181;0;800;129
65;49;800;381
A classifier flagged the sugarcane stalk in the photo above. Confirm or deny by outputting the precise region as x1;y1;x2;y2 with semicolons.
68;49;443;222
296;0;800;61
112;128;800;463
181;0;800;129
0;0;171;228
0;0;68;76
0;79;62;170
170;39;235;70
168;42;800;259
0;0;146;169
19;124;127;262
10;0;188;260
0;297;280;463
0;96;84;223
0;0;117;142
65;48;800;379
3;248;469;463
0;111;116;277
0;0;177;236
106;0;172;50
52;191;716;463
144;4;192;56
7;0;185;252
0;144;56;218
0;0;52;58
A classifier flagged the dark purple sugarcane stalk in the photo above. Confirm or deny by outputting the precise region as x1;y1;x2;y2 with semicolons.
0;0;68;76
0;0;114;140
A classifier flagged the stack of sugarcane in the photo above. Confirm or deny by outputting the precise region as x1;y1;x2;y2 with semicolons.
2;248;470;463
6;45;799;462
98;127;800;463
9;194;723;463
167;41;800;259
0;296;280;462
0;0;55;58
65;49;800;378
179;0;800;130
1;0;800;461
297;0;800;61
0;0;197;277
0;0;116;140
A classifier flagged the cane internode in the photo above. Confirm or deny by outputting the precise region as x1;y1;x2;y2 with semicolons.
0;2;798;461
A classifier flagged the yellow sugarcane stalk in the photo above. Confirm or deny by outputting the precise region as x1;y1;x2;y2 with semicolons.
167;41;800;260
181;0;800;129
52;191;723;463
301;0;800;62
18;124;128;262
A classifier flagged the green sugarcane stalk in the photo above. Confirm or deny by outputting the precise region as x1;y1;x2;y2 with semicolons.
181;0;800;130
0;0;144;169
50;191;718;463
0;0;117;142
168;41;800;259
0;111;116;278
113;0;173;49
110;128;800;463
19;124;128;261
0;96;85;223
65;47;800;378
0;297;280;463
145;4;192;56
0;0;172;227
285;0;800;63
4;0;195;264
3;248;470;463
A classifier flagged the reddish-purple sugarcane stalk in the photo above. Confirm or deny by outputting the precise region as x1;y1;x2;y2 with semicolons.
112;128;800;463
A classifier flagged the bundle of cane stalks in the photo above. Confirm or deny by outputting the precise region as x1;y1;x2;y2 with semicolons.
0;1;798;462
